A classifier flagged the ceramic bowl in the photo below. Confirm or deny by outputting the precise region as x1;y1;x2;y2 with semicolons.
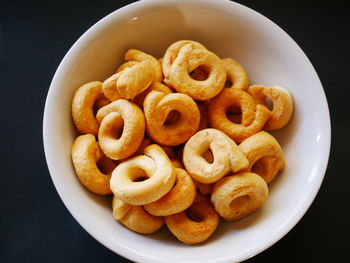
43;0;331;262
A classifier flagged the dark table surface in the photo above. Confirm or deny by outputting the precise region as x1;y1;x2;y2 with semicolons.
1;0;348;262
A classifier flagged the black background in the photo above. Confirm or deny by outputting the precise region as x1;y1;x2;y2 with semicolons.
1;0;348;262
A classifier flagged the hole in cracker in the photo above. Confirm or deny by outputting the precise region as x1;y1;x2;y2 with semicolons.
224;79;233;88
190;65;209;81
109;119;124;140
134;176;149;182
226;105;242;124
227;114;242;124
230;195;250;213
186;207;204;222
252;156;279;182
252;158;266;176
130;167;150;182
201;149;214;164
164;110;180;125
171;176;179;188
265;97;273;111
226;105;241;114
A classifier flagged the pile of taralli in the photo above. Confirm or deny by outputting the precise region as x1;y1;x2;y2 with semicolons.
71;40;293;245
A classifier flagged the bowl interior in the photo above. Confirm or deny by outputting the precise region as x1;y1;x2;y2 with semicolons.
43;1;330;262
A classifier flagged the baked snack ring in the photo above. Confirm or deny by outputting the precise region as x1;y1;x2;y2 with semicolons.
144;168;196;216
102;60;155;100
211;172;268;221
165;43;226;100
144;91;200;146
248;85;293;130
116;60;138;73
101;74;122;101
222;58;249;90
162;40;206;79
183;128;249;184
124;49;163;82
71;134;117;195
96;99;145;160
112;196;164;234
72;81;108;135
110;144;176;205
239;131;285;183
120;205;164;234
208;88;270;142
165;194;219;244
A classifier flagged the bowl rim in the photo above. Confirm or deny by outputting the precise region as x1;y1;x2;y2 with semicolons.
43;0;331;262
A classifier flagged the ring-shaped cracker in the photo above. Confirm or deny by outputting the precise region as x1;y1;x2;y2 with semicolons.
102;60;155;100
164;44;226;100
222;58;249;90
165;194;219;244
208;88;270;142
144;91;200;146
248;85;293;130
211;172;268;221
183;128;249;184
124;49;163;82
239;131;285;183
166;44;226;100
144;168;196;216
97;99;145;160
116;61;138;73
72;81;107;135
162;40;206;79
71;134;117;195
101;74;122;101
119;205;164;234
110;144;176;205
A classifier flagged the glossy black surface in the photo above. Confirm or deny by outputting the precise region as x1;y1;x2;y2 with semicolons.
0;1;347;262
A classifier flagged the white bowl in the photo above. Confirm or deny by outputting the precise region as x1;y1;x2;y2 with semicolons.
43;0;331;262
